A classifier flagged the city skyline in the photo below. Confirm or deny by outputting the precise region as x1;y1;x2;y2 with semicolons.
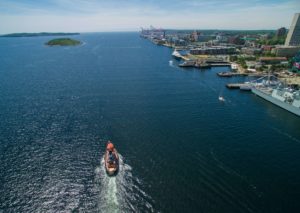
0;0;299;33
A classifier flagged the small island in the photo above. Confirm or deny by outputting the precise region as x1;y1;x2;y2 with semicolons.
46;38;81;46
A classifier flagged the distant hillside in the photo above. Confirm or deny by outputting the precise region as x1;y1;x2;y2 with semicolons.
0;32;80;37
46;38;81;46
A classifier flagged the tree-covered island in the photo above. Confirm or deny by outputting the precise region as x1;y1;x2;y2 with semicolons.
46;38;81;46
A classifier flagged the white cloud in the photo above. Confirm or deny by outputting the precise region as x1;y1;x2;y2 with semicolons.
0;0;299;33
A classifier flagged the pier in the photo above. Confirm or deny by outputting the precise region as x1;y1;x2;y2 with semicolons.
247;73;267;77
226;83;248;89
217;72;248;77
209;63;231;67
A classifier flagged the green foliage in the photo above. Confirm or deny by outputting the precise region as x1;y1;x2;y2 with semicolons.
289;53;300;71
258;35;286;45
262;51;276;57
270;64;276;71
229;55;237;62
236;57;247;68
46;38;81;46
237;57;245;64
258;67;264;72
244;56;256;61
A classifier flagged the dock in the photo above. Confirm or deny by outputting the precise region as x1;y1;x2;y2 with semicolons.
209;63;231;67
247;73;267;77
226;83;247;89
217;72;248;77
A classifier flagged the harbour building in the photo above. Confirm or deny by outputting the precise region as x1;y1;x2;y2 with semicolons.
285;13;300;46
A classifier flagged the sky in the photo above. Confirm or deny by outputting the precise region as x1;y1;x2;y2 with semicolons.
0;0;299;33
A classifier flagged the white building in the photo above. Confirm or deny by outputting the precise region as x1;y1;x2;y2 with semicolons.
285;13;300;46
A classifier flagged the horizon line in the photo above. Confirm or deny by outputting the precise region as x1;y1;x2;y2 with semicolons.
0;28;282;35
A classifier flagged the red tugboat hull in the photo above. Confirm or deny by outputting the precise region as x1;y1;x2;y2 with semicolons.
104;141;119;176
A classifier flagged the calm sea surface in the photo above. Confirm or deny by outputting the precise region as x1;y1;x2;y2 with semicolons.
1;33;300;213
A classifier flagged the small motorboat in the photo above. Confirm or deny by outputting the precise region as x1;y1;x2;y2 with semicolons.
218;96;225;102
217;72;233;77
104;141;119;176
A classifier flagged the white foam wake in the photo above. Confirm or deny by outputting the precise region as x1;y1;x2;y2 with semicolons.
95;154;154;212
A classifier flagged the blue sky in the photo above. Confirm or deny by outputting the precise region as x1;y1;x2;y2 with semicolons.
0;0;299;33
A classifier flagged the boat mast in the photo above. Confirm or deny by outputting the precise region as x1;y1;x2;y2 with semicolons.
267;65;271;86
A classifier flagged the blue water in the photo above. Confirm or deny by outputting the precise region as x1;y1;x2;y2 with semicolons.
0;33;300;212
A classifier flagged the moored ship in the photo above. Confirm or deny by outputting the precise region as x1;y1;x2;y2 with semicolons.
251;81;300;116
172;50;182;60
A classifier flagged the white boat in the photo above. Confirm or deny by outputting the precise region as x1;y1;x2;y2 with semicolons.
231;63;238;71
218;96;225;102
172;50;182;60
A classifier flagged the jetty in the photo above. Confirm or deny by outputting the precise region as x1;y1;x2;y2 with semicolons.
226;83;247;89
209;63;231;67
247;73;267;77
217;72;248;77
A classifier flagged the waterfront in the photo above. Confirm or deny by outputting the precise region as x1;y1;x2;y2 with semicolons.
1;33;300;212
142;23;300;82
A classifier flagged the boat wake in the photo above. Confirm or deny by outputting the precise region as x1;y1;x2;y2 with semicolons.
95;154;154;212
270;127;300;144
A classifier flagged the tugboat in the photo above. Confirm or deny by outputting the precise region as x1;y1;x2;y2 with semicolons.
104;141;119;176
